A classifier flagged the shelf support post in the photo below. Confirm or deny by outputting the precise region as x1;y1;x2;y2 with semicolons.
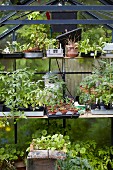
14;119;17;144
111;118;113;145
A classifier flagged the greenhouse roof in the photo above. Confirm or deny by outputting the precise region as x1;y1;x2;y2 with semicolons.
0;0;113;40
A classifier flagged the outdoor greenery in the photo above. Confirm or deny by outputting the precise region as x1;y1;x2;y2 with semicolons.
0;67;67;117
0;1;113;170
17;11;58;51
78;37;106;58
0;117;112;169
29;131;70;152
0;68;40;117
0;143;26;170
79;60;113;106
26;129;113;170
78;27;111;58
57;141;113;170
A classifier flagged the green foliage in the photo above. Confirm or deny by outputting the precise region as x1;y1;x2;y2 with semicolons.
78;36;106;58
79;60;113;105
41;73;65;107
17;12;58;50
0;144;24;162
57;156;93;170
0;65;66;118
3;68;41;113
0;118;112;170
57;140;113;170
0;143;25;169
0;117;9;128
72;141;113;170
0;62;6;102
0;63;5;71
78;26;112;58
3;41;25;53
81;27;111;44
28;131;70;152
0;73;7;102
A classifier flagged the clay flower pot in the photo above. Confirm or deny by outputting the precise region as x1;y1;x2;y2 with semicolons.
61;109;67;114
65;42;78;58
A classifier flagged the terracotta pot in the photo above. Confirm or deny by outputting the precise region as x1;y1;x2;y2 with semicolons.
66;44;78;58
60;109;67;114
69;108;78;113
49;109;57;115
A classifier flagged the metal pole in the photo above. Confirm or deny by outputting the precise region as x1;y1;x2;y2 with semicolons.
111;118;113;145
61;0;65;5
112;30;113;42
14;119;17;144
13;59;17;144
109;28;113;144
62;57;66;131
49;58;51;72
12;31;18;144
63;119;66;128
62;58;65;98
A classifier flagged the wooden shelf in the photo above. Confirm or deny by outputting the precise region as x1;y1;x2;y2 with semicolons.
0;111;45;118
80;110;113;118
100;55;113;58
80;114;113;118
1;111;113;119
0;55;103;60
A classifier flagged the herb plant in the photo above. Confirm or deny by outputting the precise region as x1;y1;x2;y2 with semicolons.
29;130;70;152
79;60;113;105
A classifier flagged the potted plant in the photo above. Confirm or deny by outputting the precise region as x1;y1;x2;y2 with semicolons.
2;68;45;117
23;37;58;58
26;130;70;170
17;11;58;58
41;73;79;117
78;37;106;58
65;39;79;58
2;41;24;58
79;60;113;110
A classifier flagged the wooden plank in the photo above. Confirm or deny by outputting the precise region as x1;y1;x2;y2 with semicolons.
80;112;113;118
0;111;46;118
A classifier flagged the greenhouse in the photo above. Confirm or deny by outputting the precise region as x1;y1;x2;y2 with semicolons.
0;0;113;169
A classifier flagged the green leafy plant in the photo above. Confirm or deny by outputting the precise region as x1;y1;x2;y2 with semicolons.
0;144;25;169
28;130;70;152
0;73;6;103
72;141;113;170
78;37;106;58
1;69;69;117
2;68;43;117
0;63;6;103
79;60;113;105
57;155;93;170
18;12;58;51
3;41;25;53
57;140;113;170
40;74;65;107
